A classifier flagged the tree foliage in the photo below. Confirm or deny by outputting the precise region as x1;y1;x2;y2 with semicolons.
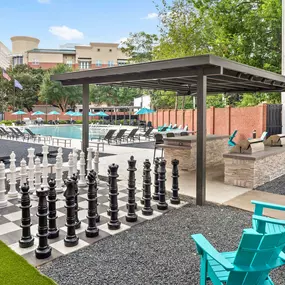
39;64;82;112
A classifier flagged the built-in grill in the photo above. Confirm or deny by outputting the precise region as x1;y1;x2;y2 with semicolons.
264;134;285;147
230;138;265;154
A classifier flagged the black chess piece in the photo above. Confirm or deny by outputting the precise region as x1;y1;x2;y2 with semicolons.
157;158;168;210
71;173;81;229
85;170;99;237
126;156;137;222
142;159;153;216
140;168;146;205
170;159;180;205
152;158;160;201
64;179;79;247
19;183;34;248
47;178;59;239
35;186;52;259
107;164;121;230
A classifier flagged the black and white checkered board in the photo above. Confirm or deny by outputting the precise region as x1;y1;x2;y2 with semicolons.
0;181;187;267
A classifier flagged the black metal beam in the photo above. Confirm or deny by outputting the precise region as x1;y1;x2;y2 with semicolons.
82;84;89;159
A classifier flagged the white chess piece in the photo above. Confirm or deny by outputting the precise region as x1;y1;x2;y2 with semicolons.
8;151;18;198
34;157;41;197
27;148;35;195
41;144;49;189
0;162;7;207
55;152;63;193
93;150;100;184
18;158;27;201
87;147;93;173
68;152;74;178
78;151;86;187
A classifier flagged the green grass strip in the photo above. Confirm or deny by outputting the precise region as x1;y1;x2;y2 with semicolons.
0;240;57;285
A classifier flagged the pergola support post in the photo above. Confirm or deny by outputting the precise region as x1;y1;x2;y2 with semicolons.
82;83;89;158
196;70;207;206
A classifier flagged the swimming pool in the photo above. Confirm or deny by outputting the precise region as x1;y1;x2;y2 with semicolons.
29;125;105;140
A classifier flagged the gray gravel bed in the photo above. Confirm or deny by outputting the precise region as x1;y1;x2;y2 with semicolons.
39;200;285;285
255;174;285;195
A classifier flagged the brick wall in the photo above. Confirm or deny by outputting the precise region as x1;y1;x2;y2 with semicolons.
141;104;267;142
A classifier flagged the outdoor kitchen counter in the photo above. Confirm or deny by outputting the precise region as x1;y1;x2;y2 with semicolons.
162;135;229;171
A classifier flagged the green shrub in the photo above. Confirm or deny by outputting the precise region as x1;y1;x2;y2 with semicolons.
0;120;15;126
59;120;66;124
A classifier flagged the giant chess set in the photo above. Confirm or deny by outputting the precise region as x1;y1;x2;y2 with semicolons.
0;145;187;266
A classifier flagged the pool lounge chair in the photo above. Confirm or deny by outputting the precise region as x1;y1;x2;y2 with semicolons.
228;129;238;146
14;128;30;140
0;127;12;138
140;127;154;140
95;129;116;145
159;126;168;132
111;129;127;144
123;128;139;142
8;127;23;140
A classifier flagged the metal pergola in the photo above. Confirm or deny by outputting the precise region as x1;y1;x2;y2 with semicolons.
51;54;285;206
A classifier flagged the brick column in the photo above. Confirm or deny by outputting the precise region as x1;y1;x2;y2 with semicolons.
225;105;231;135
260;103;267;134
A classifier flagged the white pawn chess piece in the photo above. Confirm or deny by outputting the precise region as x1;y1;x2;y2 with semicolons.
68;152;74;178
58;147;63;164
93;150;100;184
18;158;27;201
34;157;41;198
78;151;86;187
55;152;63;193
86;147;93;173
8;151;18;198
73;148;78;175
27;148;35;195
41;144;49;189
0;162;7;207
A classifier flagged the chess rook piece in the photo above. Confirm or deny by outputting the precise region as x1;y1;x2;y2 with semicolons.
107;164;121;230
126;156;137;222
85;171;99;237
0;162;7;208
140;168;146;205
71;173;81;229
19;183;34;248
35;186;52;259
142;159;153;216
157;158;168;210
63;179;79;247
47;179;59;239
170;159;180;205
152;158;160;201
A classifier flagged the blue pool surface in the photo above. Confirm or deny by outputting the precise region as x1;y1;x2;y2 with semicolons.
29;125;103;140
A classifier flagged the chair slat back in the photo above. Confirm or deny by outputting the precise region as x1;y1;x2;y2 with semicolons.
227;230;285;285
144;127;153;136
115;129;127;139
128;128;138;137
104;129;116;140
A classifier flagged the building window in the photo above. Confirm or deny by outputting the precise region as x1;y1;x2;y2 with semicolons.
66;60;73;67
13;56;23;66
96;60;102;67
108;60;114;67
33;58;39;65
109;49;112;52
79;61;90;70
97;48;100;52
118;61;127;66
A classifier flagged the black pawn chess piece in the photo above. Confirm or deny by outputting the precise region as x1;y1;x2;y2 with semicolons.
35;186;52;259
107;163;121;230
64;179;79;247
157;158;168;210
140;168;146;205
71;173;81;229
142;159;153;216
19;183;34;248
47;178;59;239
126;156;137;222
170;159;181;205
152;157;160;201
85;170;99;237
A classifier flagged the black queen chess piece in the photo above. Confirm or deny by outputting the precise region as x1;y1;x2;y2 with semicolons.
85;170;99;238
47;178;59;239
19;183;34;248
170;159;181;205
142;159;153;216
157;158;168;210
152;157;160;201
64;178;79;247
35;186;52;259
71;173;81;229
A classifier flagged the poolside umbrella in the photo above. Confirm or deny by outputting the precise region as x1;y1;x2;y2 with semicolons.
72;111;82;121
31;111;45;116
48;110;60;121
94;111;109;117
12;110;27;121
65;111;75;116
135;108;155;115
89;112;96;116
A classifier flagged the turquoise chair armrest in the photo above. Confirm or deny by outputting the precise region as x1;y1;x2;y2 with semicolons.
253;215;285;226
251;200;285;214
191;234;234;270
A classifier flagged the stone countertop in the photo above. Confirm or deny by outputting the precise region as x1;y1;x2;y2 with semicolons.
223;146;285;160
164;134;228;143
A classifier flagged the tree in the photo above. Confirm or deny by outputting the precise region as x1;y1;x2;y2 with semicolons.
39;64;82;112
121;32;158;63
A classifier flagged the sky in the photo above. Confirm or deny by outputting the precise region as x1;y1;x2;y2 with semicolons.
0;0;166;50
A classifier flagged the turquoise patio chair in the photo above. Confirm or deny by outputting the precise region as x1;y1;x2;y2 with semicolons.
248;131;268;141
228;129;237;147
192;226;285;285
252;200;285;234
157;123;167;131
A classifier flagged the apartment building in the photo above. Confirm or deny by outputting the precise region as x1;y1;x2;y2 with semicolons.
0;41;11;69
10;36;128;70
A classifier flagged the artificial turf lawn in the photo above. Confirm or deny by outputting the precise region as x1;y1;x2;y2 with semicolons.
0;241;57;285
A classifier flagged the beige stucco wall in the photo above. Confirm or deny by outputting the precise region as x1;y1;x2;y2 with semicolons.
28;52;63;63
0;42;11;69
11;36;40;54
63;55;76;64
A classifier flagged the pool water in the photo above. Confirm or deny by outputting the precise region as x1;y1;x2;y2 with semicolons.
30;125;104;140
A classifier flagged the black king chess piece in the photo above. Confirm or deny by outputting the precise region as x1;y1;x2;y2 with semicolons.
85;170;99;237
152;158;160;201
107;163;121;230
126;156;137;222
35;186;52;259
47;178;59;239
170;159;181;205
140;168;146;205
64;178;79;247
19;183;34;248
142;159;153;216
71;173;81;229
157;158;168;210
